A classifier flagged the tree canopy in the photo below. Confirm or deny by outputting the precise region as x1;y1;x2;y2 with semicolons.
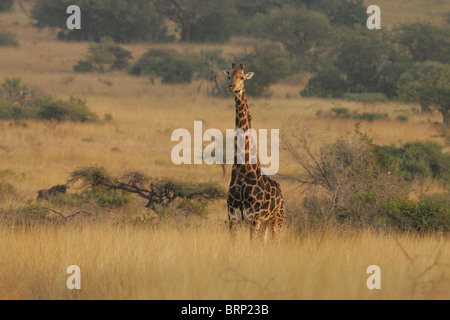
31;0;172;43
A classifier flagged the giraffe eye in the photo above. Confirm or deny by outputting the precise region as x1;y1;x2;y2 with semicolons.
241;77;245;80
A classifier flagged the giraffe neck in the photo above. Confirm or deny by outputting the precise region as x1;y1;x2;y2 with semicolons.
235;90;251;130
234;89;260;173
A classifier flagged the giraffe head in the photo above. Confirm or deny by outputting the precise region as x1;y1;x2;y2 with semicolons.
223;63;254;94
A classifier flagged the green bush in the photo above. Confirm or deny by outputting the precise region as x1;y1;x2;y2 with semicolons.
358;112;388;122
0;0;13;12
344;193;450;233
0;30;18;46
73;61;94;73
331;107;352;119
381;141;450;186
378;199;450;233
33;96;98;122
74;38;132;73
301;66;347;98
0;78;97;122
130;48;205;84
0;181;16;201
396;115;409;122
50;189;132;209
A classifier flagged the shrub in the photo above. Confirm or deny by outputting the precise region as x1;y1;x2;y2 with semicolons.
301;66;347;98
0;0;13;12
67;167;226;212
74;38;132;73
421;193;450;207
377;199;450;233
50;189;132;209
381;141;450;186
0;30;18;46
396;115;409;122
0;181;16;202
73;61;94;73
130;48;205;84
358;112;388;122
0;78;97;122
33;96;98;122
331;107;352;119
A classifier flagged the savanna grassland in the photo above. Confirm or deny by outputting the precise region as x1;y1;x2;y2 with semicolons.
0;2;449;300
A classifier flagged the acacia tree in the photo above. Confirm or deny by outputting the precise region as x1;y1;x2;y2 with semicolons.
154;0;237;42
31;0;171;43
393;22;450;64
334;28;401;93
399;62;450;126
251;5;332;69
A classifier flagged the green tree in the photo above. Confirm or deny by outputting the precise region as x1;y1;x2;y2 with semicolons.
334;28;401;93
0;0;13;12
393;22;450;63
307;0;366;27
129;48;206;84
300;66;347;98
399;62;450;125
0;0;14;12
377;62;413;99
154;0;237;42
251;6;332;70
31;0;171;43
234;43;292;97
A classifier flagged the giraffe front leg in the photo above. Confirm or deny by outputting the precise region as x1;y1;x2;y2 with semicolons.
250;214;262;241
228;208;241;237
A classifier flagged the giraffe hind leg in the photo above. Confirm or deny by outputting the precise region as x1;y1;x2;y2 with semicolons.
250;216;262;241
228;208;241;237
270;208;284;238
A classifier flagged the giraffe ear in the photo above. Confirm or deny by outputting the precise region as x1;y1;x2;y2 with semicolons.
223;70;230;78
245;72;255;80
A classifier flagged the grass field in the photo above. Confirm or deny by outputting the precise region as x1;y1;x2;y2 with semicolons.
1;222;449;300
0;1;449;300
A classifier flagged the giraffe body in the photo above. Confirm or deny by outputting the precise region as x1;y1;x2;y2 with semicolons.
224;63;285;239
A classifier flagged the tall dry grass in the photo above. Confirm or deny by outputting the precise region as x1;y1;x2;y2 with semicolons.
0;220;448;300
0;1;449;301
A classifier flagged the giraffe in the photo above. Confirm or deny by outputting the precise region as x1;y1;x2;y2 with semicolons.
223;63;285;240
